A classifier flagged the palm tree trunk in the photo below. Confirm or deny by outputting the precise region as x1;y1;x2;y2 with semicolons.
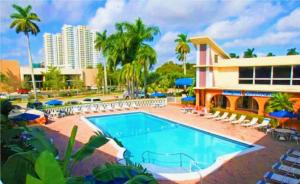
183;54;187;76
103;60;108;94
143;63;147;95
26;34;38;101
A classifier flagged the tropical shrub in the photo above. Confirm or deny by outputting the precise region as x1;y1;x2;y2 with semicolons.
0;99;13;116
266;93;295;112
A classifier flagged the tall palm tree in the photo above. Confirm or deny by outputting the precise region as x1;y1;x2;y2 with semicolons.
266;93;295;112
175;34;190;75
95;30;108;93
243;48;257;58
287;48;299;55
136;44;157;95
10;4;40;101
229;53;239;58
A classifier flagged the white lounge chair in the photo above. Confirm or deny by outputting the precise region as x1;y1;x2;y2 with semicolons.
115;104;122;111
106;105;114;111
90;106;98;112
272;162;300;178
287;149;300;158
254;118;270;129
72;107;81;114
99;106;106;112
132;103;139;109
214;112;229;121
264;171;299;184
205;111;220;119
82;106;89;113
223;114;237;122
231;115;246;124
241;118;258;127
281;154;300;166
123;103;130;110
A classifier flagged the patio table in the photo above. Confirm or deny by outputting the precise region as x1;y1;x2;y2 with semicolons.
274;129;295;141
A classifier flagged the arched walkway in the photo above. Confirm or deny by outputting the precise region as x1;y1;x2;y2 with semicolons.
236;96;259;113
210;94;230;109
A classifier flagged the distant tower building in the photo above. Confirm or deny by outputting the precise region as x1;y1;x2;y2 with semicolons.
43;25;100;69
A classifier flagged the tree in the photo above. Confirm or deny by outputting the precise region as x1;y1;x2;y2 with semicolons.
229;53;239;58
71;76;84;91
175;33;191;75
243;48;257;58
42;67;65;91
267;52;275;57
10;4;41;101
266;93;295;112
96;63;104;93
287;48;299;55
95;30;109;93
105;18;159;96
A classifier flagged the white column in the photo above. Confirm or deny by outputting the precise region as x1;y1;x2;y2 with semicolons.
196;45;200;88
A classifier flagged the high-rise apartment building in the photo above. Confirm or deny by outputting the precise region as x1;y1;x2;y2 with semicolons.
43;25;100;69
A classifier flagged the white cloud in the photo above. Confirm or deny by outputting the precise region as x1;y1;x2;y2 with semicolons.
201;2;282;39
276;8;300;31
223;31;300;48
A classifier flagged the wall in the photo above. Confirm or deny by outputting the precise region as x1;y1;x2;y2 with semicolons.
0;60;21;92
213;67;239;87
82;68;98;88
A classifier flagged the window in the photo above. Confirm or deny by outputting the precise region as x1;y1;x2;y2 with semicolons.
273;80;290;85
255;66;271;78
214;55;218;63
239;80;253;84
239;67;253;78
255;80;271;84
273;66;291;78
292;80;300;85
293;65;300;78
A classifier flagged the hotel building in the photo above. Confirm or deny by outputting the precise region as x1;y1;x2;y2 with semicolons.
44;25;100;69
190;37;300;115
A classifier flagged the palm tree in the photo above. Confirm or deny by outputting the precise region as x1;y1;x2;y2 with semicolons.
287;48;299;55
136;44;157;95
243;48;257;58
175;34;191;75
10;4;40;101
266;93;295;112
95;30;108;93
267;52;275;57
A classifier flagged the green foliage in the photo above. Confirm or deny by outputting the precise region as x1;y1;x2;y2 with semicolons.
0;72;8;82
229;53;239;58
43;67;65;90
243;48;257;58
62;125;78;176
287;48;299;55
267;52;275;57
175;33;191;75
2;151;38;184
266;93;295;112
96;63;105;90
71;76;84;90
0;99;13;116
26;151;65;184
93;162;158;184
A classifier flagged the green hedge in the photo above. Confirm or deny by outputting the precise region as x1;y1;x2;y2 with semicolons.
211;107;279;128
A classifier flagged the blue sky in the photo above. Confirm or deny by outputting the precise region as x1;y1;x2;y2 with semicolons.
1;0;300;67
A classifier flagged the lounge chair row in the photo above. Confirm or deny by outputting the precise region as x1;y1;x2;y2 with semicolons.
257;148;300;184
204;111;271;129
48;103;140;118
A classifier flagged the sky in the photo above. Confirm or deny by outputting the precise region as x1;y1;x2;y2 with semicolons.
1;0;300;68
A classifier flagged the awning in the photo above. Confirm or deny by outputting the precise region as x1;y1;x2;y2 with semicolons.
11;113;40;122
175;78;193;87
150;92;166;98
45;99;63;106
269;110;298;118
181;96;196;102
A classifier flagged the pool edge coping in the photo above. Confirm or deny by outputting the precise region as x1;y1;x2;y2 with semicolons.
81;110;265;181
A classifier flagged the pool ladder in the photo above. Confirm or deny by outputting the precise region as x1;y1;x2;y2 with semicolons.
141;151;203;183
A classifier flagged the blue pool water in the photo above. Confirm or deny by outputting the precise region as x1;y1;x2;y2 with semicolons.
87;112;252;171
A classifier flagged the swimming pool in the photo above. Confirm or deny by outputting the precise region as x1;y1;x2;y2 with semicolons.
86;112;261;176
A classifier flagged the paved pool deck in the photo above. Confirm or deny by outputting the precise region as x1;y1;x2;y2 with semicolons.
43;104;299;184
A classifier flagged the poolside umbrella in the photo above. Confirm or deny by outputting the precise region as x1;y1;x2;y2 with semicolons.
11;113;40;122
175;78;193;87
181;96;196;102
150;92;166;98
269;110;298;118
45;99;63;106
